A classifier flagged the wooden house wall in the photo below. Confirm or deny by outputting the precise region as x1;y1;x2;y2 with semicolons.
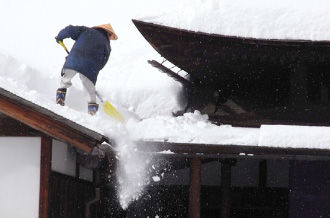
117;158;289;218
48;140;98;218
121;157;330;218
289;161;330;218
0;114;98;218
49;172;95;218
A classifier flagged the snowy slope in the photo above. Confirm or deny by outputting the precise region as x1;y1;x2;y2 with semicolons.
1;0;330;209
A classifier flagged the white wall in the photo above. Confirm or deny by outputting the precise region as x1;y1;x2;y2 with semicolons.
79;165;93;182
0;137;41;218
51;139;76;177
52;140;94;182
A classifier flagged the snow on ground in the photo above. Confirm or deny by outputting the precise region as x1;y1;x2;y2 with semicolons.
1;0;330;209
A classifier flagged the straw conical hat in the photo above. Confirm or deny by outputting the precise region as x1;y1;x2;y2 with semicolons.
93;23;118;40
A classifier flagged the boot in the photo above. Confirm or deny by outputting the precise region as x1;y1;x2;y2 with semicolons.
56;88;67;106
88;103;99;115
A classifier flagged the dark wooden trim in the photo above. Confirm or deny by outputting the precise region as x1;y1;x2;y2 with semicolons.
189;157;201;218
134;141;330;160
259;159;267;187
148;60;194;88
75;158;80;179
0;88;107;153
39;137;52;218
132;19;330;78
290;64;309;104
132;19;330;51
49;171;95;218
220;159;235;218
0;114;30;136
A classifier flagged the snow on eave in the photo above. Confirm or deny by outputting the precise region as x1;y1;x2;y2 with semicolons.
135;140;330;160
138;1;330;42
133;19;330;48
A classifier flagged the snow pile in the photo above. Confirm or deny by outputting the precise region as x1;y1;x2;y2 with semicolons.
259;125;330;149
127;116;330;150
127;110;259;145
140;0;330;41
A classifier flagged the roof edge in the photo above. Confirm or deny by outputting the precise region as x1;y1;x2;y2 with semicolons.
0;87;108;153
135;141;330;160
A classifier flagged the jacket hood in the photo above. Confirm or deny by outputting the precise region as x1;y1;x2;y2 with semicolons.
93;23;118;40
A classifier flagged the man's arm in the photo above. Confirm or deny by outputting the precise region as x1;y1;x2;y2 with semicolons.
55;25;86;42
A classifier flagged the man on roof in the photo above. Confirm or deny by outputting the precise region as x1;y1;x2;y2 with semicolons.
55;23;118;115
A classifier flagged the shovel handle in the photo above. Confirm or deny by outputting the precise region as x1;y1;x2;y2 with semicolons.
59;41;69;54
95;91;104;103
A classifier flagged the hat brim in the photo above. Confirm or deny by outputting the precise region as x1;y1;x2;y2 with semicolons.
94;23;118;40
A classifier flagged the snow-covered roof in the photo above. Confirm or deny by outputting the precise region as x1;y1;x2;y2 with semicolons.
1;82;330;154
0;0;329;152
127;111;330;151
136;141;330;160
0;87;107;153
138;0;330;41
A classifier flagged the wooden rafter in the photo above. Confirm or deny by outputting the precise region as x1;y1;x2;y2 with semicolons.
39;137;52;218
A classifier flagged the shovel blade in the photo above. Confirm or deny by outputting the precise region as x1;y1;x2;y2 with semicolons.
103;100;125;123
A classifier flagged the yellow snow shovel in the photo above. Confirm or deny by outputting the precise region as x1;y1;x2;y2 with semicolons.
96;92;125;123
58;41;125;123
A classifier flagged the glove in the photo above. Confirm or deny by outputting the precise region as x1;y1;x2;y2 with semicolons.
55;36;62;44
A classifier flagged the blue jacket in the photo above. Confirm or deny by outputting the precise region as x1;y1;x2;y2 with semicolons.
56;25;111;84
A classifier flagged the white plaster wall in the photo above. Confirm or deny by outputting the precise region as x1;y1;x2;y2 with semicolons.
79;165;93;182
0;137;41;218
51;139;76;177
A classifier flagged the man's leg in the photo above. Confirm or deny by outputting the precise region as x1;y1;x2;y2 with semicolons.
56;68;78;106
59;68;77;89
79;74;98;115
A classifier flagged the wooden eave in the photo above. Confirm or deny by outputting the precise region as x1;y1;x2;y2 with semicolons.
132;19;330;86
133;19;330;128
135;141;330;160
132;19;330;62
0;87;107;153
